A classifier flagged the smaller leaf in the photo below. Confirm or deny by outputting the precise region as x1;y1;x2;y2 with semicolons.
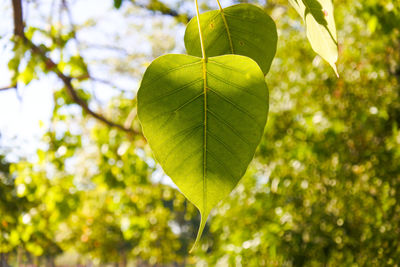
184;4;277;75
289;0;339;76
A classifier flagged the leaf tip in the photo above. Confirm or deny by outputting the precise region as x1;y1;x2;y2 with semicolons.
330;62;339;78
189;212;209;253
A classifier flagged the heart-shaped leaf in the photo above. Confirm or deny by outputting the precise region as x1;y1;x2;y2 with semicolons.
289;0;338;76
184;4;277;75
137;54;269;250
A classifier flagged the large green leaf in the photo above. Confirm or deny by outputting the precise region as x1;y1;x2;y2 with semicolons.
289;0;338;76
184;4;277;75
137;54;269;249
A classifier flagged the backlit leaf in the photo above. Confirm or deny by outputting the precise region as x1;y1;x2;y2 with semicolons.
184;4;277;75
289;0;339;76
137;54;269;249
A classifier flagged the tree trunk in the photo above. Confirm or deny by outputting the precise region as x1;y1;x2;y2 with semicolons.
17;246;22;267
0;253;9;267
119;249;127;267
46;256;55;267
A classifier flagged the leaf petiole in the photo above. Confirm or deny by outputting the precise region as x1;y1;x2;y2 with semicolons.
215;0;234;54
194;0;206;60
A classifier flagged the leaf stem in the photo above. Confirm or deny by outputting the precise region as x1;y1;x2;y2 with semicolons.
216;0;223;11
215;0;234;53
192;0;208;253
194;0;206;59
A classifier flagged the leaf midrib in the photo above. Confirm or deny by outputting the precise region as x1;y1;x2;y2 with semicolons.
202;58;208;216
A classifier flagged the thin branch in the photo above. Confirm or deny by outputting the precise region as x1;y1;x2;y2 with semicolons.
133;2;190;22
74;74;133;92
28;38;138;134
12;0;24;36
89;76;133;92
61;0;80;45
0;84;17;92
11;0;139;135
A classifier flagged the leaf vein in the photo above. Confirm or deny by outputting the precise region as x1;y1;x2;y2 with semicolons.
161;126;202;167
207;71;264;100
157;123;203;151
208;108;251;147
140;78;203;108
208;87;263;128
206;149;236;181
207;130;242;165
168;146;203;175
143;92;203;124
140;61;202;89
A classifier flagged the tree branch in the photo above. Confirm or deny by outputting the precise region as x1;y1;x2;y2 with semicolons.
132;1;190;22
12;0;24;36
11;0;139;135
0;85;17;92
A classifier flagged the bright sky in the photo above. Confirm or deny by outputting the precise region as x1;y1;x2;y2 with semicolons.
0;1;53;158
0;0;188;159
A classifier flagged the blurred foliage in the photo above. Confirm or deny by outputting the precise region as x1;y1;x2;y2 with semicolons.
1;0;400;266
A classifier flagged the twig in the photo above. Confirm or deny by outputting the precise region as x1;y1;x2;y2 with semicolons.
90;76;133;92
12;0;24;36
11;0;139;135
61;0;79;45
28;38;138;134
74;74;133;92
0;84;17;92
134;2;190;22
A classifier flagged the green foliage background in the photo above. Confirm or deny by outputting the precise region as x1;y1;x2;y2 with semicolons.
0;0;400;266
